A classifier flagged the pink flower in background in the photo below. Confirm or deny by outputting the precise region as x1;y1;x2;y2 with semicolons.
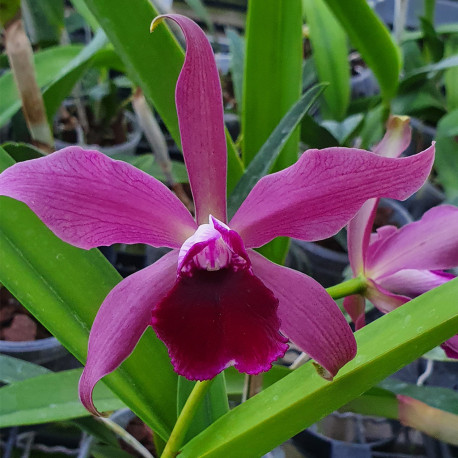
0;16;435;414
344;118;458;357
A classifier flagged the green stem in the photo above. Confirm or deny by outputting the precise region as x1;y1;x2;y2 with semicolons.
161;380;213;458
326;276;367;300
98;416;154;458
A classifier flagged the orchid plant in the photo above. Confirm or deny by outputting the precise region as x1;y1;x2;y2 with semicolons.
0;7;457;458
344;116;458;355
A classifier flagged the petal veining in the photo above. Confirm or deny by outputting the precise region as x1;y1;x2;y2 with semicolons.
153;14;227;224
231;145;434;248
249;251;356;379
366;205;458;278
0;147;196;249
79;250;179;415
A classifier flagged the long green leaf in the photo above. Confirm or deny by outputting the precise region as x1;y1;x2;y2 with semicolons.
0;147;178;440
228;83;326;219
0;354;49;383
180;279;458;457
226;28;245;115
242;0;303;171
302;0;349;120
42;29;109;123
78;0;243;193
434;109;458;202
0;45;83;127
322;0;401;102
0;369;125;427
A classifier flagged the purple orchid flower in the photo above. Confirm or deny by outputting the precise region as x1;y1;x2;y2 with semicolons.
0;16;436;414
345;117;458;357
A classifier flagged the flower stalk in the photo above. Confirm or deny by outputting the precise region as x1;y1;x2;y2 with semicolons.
161;380;213;458
326;276;367;300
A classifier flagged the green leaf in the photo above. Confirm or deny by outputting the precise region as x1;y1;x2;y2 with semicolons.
1;141;45;161
0;147;178;440
0;0;20;28
22;0;65;46
434;109;458;201
302;0;349;120
228;84;326;219
42;29;110;123
322;0;401;102
445;35;458;111
0;354;50;383
78;0;243;193
180;279;458;457
242;0;303;172
0;369;126;427
321;113;364;145
380;378;458;415
403;54;458;81
300;115;339;149
226;28;245;115
114;153;189;184
70;0;100;32
177;374;229;442
0;45;83;127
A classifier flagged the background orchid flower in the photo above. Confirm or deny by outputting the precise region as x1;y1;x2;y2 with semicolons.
0;16;436;415
345;117;458;357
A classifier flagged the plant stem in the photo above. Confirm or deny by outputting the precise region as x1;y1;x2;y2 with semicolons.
326;276;367;300
98;415;154;458
161;380;213;458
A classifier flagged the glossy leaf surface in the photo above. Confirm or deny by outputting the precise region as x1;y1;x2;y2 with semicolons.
0;147;178;440
302;0;349;120
322;0;401;101
79;0;243;193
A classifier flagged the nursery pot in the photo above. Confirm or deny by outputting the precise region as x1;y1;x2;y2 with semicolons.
293;413;400;458
54;110;142;157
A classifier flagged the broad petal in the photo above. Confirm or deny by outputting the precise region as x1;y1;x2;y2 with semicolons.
230;145;434;248
347;198;378;275
152;267;288;380
366;205;458;278
79;251;178;415
250;251;356;379
441;335;458;359
343;295;366;330
377;269;455;298
153;15;227;224
0;147;196;249
373;115;411;158
365;279;409;314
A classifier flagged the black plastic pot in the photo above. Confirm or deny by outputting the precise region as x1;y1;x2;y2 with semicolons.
0;337;79;371
293;413;400;458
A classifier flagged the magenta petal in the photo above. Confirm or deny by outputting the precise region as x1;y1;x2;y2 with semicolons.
441;335;458;359
151;267;288;380
347;198;379;275
365;279;409;314
249;251;356;379
373;116;411;158
0;147;196;249
230;145;434;248
377;269;455;298
79;251;178;415
154;15;227;224
366;205;458;278
343;295;366;330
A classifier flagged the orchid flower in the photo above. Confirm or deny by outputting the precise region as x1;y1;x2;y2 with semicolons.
345;117;458;357
0;16;435;414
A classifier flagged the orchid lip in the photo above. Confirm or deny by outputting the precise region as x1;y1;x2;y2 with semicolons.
177;215;250;276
